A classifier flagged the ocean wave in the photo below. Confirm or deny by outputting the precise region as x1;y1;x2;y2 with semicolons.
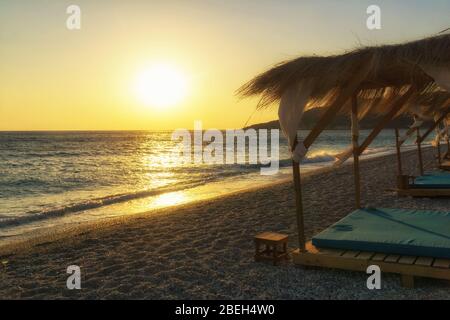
0;142;408;228
216;152;337;170
302;153;336;164
0;181;205;228
1;153;337;227
2;151;82;158
0;177;51;187
362;146;394;156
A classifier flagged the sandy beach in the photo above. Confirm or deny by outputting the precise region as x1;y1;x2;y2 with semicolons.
1;148;449;300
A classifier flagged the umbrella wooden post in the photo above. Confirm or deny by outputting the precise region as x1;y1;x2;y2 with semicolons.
416;107;450;145
292;138;306;253
446;138;450;159
357;86;416;156
415;112;450;166
351;94;361;209
437;138;442;165
303;57;374;149
395;128;403;176
417;128;424;176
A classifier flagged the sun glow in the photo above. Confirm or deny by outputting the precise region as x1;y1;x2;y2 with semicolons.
153;192;187;207
134;63;188;108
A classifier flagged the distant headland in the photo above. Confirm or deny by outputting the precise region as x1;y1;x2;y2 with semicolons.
245;109;432;130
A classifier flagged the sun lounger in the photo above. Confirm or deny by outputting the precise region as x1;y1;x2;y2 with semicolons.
293;208;450;288
312;208;450;259
396;172;450;196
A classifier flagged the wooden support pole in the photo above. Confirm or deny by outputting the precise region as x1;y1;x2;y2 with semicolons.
288;56;373;252
303;57;374;149
398;121;419;148
444;118;450;160
446;138;450;160
417;128;424;176
416;106;450;144
292;137;306;252
289;55;374;252
303;96;351;149
437;137;442;165
395;128;403;176
357;86;416;156
351;94;361;209
414;109;450;168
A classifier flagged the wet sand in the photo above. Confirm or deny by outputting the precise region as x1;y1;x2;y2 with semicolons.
1;148;450;299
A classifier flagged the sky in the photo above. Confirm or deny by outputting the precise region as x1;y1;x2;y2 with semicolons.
0;0;449;131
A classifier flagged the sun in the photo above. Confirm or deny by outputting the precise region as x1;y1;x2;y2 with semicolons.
134;63;188;108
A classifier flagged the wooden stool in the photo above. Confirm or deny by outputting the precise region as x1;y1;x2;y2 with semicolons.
254;232;289;265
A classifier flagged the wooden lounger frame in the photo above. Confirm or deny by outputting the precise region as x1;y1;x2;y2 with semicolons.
396;184;450;197
290;85;450;287
292;242;450;288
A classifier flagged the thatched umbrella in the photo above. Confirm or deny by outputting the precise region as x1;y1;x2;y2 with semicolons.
239;33;449;108
393;92;450;176
333;90;450;166
238;34;450;251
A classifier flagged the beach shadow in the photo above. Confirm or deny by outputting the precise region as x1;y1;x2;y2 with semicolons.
365;208;450;241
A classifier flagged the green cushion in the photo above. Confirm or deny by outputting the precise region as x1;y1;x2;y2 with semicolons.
312;208;450;259
413;171;450;189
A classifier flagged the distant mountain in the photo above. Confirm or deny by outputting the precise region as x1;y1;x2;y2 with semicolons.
245;109;432;130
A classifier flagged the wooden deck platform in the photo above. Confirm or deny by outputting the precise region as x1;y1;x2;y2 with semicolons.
292;242;450;288
395;174;450;197
397;188;450;197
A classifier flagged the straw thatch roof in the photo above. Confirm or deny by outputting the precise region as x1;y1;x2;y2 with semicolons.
411;90;450;118
238;34;450;114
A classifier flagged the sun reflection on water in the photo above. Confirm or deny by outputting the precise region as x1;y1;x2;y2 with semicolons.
152;191;188;207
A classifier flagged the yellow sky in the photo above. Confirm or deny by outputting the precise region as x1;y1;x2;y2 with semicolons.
1;0;449;130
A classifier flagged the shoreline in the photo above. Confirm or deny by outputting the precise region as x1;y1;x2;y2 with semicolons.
0;135;424;246
0;147;432;257
0;153;341;257
1;147;450;299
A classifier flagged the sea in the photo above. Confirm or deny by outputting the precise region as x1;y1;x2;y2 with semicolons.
0;129;428;241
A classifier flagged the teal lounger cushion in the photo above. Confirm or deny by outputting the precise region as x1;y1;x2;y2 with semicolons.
413;171;450;189
424;171;450;177
312;208;450;259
